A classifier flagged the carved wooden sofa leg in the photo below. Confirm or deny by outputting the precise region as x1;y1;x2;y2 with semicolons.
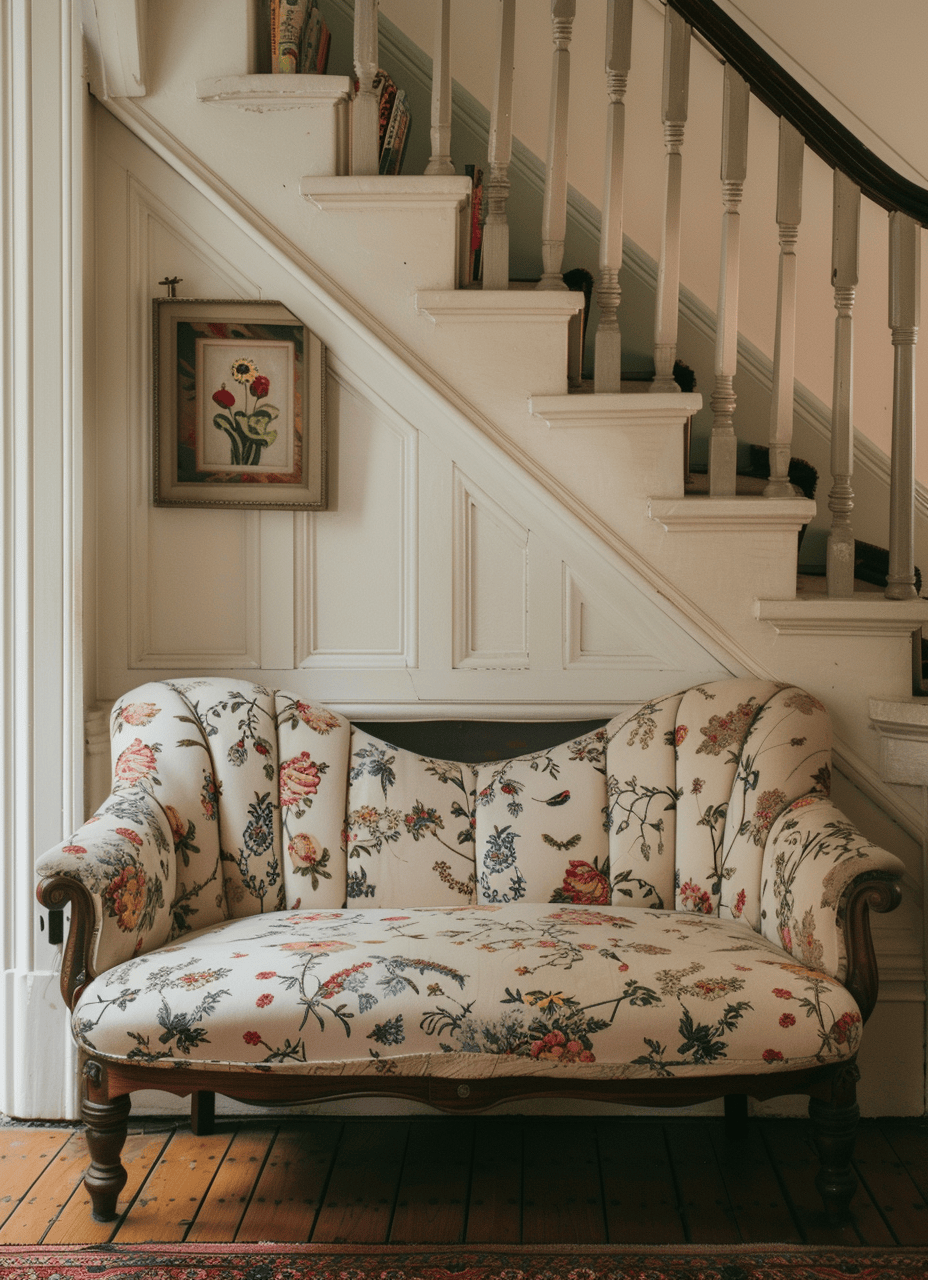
808;1065;861;1222
82;1061;131;1223
191;1090;216;1136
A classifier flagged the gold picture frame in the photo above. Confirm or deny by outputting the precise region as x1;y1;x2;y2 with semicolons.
153;298;327;510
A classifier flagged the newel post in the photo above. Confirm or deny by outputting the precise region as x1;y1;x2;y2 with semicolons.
651;6;690;391
352;0;380;176
765;120;805;497
481;0;516;290
886;211;921;600
709;64;749;495
826;170;861;598
594;0;633;393
537;0;575;291
424;0;453;176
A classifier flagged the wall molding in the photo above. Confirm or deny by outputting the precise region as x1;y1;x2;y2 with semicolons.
296;360;419;670
452;468;529;670
1;0;85;1119
125;176;264;670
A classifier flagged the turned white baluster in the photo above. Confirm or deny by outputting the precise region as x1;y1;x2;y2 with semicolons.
886;212;921;600
765;119;805;498
482;0;516;290
352;0;380;176
594;0;633;393
537;0;575;291
709;65;749;495
425;0;453;176
651;7;690;391
826;170;861;598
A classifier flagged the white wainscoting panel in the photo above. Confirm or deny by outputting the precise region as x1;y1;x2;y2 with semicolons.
122;174;270;669
297;365;418;668
452;467;529;669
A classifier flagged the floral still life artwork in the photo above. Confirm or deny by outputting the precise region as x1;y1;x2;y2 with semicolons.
210;357;280;467
153;299;327;510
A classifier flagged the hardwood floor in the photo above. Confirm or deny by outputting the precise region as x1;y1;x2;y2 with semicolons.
2;1116;928;1247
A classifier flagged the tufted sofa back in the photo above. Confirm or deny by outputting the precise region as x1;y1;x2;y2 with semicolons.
98;678;831;950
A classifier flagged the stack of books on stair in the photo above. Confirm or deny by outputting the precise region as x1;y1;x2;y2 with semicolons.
271;0;331;74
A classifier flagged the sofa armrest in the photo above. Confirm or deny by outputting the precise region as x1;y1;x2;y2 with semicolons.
760;795;904;1015
35;785;176;1005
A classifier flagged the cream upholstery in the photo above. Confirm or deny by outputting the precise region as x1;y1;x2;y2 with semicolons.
36;678;902;1081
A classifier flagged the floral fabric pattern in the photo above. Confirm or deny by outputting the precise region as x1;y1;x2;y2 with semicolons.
275;693;351;910
473;730;610;906
36;675;904;1092
345;729;477;907
761;795;903;983
37;793;174;974
72;903;865;1080
604;693;684;910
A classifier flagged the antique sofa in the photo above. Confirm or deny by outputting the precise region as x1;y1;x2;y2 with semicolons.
36;677;903;1223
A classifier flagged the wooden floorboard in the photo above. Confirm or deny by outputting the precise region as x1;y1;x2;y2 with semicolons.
3;1115;928;1246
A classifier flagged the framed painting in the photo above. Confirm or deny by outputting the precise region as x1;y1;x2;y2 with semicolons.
153;298;327;510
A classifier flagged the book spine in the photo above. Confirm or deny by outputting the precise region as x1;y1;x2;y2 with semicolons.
315;22;331;74
470;168;484;282
297;7;321;73
270;0;281;71
276;0;310;72
380;91;410;175
377;80;397;156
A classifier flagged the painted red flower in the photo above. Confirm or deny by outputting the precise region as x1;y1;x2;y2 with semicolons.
119;701;160;727
212;384;235;408
557;859;610;905
762;1048;784;1063
242;1031;262;1046
114;738;158;784
674;725;688;747
779;1013;796;1028
773;987;792;999
832;1011;862;1045
280;752;322;807
251;374;270;398
116;827;143;847
255;993;274;1008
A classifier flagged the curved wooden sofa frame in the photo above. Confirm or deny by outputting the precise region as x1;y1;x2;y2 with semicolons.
38;842;901;1226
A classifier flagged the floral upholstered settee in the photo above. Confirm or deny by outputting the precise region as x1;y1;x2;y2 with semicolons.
36;677;903;1223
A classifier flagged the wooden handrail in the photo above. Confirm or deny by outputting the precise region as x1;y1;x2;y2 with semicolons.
666;0;928;226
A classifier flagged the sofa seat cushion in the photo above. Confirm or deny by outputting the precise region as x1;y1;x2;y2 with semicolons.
73;905;863;1081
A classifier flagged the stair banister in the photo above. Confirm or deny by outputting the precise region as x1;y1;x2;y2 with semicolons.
481;0;516;291
765;119;805;499
352;0;380;176
826;170;861;599
886;212;921;601
665;0;928;226
651;6;690;392
708;64;749;496
537;0;575;292
594;0;633;394
424;0;453;177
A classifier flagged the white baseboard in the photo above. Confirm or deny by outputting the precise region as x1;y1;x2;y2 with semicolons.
2;970;79;1120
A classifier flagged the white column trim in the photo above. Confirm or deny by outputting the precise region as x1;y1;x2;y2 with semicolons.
1;0;84;1119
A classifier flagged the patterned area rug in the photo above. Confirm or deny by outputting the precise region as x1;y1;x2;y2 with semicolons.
1;1243;927;1280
